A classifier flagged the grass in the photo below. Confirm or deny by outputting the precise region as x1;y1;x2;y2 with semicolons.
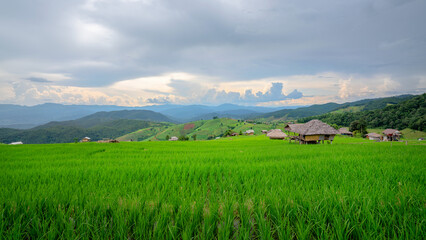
0;135;425;239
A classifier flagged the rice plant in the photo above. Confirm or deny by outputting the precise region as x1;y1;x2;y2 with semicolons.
0;136;424;239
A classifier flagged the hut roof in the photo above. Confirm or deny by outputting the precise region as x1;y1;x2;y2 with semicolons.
367;133;382;138
245;129;255;133
267;129;287;139
286;120;339;135
284;123;305;133
339;128;352;134
383;129;400;135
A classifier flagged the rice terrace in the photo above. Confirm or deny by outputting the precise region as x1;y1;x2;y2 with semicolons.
1;134;425;239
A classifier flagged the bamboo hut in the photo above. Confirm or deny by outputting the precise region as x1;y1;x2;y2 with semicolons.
382;129;401;141
338;128;353;136
267;129;287;140
169;136;178;141
366;133;382;141
284;120;339;144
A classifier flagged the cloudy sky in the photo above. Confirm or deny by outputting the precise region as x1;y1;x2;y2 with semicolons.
0;0;425;106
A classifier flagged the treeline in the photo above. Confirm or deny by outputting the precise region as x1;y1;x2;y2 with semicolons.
300;93;425;131
0;120;169;144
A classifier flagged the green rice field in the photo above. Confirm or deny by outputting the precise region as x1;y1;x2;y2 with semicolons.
0;136;425;239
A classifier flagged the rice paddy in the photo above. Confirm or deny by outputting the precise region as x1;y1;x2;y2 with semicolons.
0;136;425;239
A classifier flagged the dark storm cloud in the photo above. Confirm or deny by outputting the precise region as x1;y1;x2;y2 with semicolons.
0;0;425;104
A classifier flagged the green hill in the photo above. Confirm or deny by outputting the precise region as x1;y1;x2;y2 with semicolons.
35;109;174;129
259;94;415;120
299;93;426;132
0;120;171;144
119;118;289;141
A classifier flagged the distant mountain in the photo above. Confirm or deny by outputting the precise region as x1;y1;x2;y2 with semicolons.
0;120;171;144
0;103;141;129
0;103;295;128
299;93;426;131
0;110;174;144
153;104;295;121
35;110;174;129
259;94;416;120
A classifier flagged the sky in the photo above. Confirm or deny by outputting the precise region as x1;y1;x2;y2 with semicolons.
0;0;425;106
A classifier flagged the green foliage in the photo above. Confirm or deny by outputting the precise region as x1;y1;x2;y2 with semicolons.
300;93;426;131
0;120;169;144
166;135;170;140
261;94;415;120
349;119;368;136
191;134;197;141
178;135;189;141
222;129;234;137
0;137;424;238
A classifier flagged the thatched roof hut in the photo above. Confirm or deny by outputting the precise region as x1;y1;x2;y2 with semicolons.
245;129;255;135
339;128;353;136
267;129;287;139
366;133;382;141
284;123;305;133
382;129;400;141
169;136;178;141
284;120;339;144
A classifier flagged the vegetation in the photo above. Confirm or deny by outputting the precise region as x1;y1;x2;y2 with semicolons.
300;93;426;131
259;94;415;120
0;136;424;239
349;119;368;136
0;120;170;144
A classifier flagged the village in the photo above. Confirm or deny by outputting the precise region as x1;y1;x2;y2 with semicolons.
7;119;411;145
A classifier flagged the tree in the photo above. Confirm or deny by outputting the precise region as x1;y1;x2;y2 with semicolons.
166;135;170;140
178;135;189;141
213;116;218;119
349;120;367;136
191;134;197;141
239;131;243;135
222;129;234;137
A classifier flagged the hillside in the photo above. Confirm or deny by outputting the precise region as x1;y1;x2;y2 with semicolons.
0;109;174;144
119;118;289;141
35;109;174;129
153;104;290;122
0;103;141;129
0;103;286;128
299;93;426;131
259;94;415;120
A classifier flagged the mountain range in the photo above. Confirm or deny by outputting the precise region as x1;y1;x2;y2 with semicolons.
0;103;291;129
0;94;424;144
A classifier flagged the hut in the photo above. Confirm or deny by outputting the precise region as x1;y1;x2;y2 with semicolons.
366;133;382;141
81;137;91;142
245;129;255;135
9;141;23;145
230;132;238;136
261;130;268;134
338;128;353;136
169;136;178;141
284;120;339;144
382;129;401;141
267;129;287;140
